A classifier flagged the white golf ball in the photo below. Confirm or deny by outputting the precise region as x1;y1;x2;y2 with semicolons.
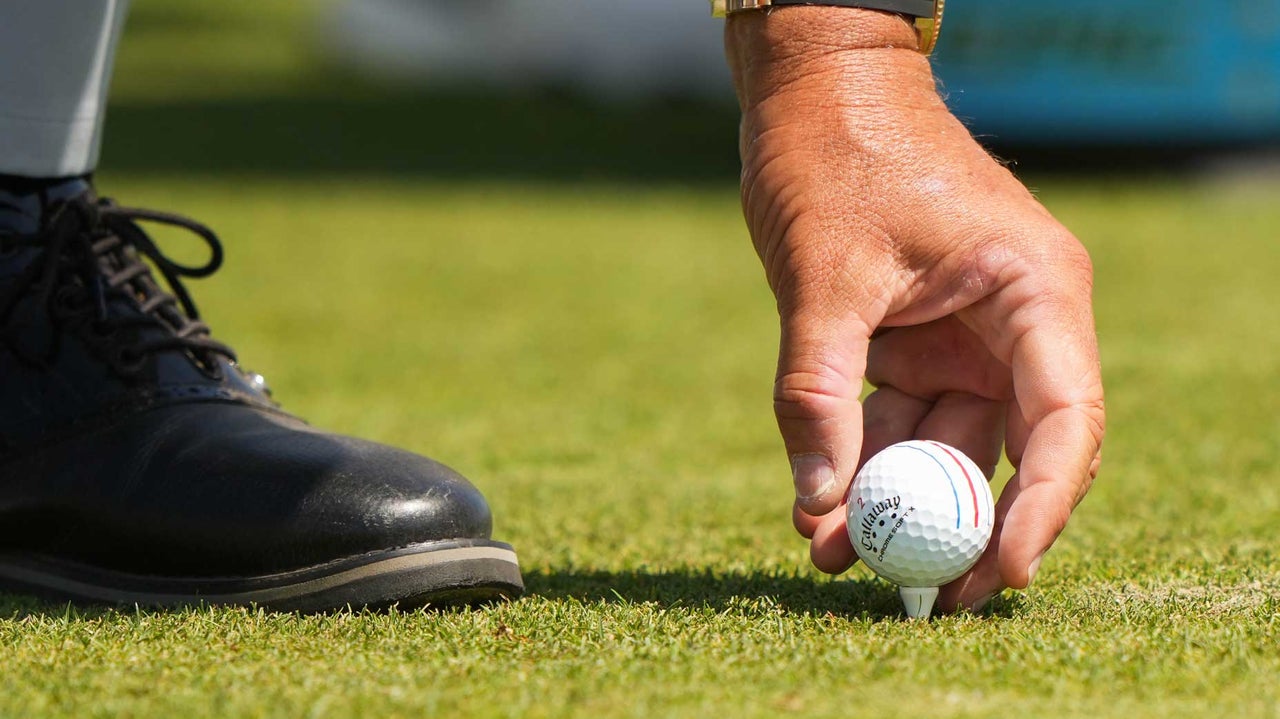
846;440;995;588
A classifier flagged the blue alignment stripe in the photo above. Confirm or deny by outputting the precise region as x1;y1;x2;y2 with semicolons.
901;444;961;529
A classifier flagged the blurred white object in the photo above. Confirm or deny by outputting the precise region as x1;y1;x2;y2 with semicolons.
321;0;734;100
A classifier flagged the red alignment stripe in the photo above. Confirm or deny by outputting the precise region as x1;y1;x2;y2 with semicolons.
928;441;980;527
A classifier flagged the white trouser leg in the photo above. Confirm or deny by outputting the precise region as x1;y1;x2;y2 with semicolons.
0;0;130;178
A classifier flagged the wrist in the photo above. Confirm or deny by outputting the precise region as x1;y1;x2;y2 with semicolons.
726;6;919;58
726;7;936;112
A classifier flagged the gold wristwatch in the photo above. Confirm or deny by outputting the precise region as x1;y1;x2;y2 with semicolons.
711;0;946;56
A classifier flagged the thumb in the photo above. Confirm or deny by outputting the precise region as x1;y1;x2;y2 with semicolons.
774;311;873;517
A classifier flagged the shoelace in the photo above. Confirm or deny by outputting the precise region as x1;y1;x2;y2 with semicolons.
0;197;236;373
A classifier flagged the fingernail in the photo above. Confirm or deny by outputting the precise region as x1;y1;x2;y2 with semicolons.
1026;553;1045;586
972;592;997;613
791;454;836;503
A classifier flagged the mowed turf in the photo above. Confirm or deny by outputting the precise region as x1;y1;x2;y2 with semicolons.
2;177;1277;719
3;1;1279;717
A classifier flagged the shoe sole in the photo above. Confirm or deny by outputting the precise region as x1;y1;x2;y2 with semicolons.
0;539;523;612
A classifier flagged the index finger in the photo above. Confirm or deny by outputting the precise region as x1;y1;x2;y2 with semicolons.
961;239;1105;589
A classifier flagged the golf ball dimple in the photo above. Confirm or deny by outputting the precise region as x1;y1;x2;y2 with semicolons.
846;440;995;587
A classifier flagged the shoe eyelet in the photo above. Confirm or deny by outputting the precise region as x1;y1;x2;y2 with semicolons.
195;355;224;381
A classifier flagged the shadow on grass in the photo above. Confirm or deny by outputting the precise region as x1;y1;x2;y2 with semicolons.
0;569;1021;622
525;567;1022;621
103;89;742;183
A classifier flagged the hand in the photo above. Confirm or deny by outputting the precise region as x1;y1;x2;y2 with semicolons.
725;8;1105;611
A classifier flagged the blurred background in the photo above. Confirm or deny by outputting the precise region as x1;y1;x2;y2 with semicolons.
103;0;1280;181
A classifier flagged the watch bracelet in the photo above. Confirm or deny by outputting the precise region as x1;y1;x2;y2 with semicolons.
711;0;944;55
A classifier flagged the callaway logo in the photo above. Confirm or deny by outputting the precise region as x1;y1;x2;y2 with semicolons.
856;495;914;559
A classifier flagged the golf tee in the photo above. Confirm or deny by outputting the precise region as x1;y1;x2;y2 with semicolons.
899;586;939;620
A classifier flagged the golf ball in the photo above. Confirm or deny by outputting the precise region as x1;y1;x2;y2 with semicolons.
846;440;994;588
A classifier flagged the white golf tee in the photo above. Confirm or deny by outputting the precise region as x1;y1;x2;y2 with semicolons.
899;586;939;620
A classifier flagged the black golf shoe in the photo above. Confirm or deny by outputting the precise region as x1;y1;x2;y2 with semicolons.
0;176;523;611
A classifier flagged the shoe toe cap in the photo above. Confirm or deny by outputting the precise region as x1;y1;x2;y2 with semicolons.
5;404;497;577
269;428;496;552
171;409;496;573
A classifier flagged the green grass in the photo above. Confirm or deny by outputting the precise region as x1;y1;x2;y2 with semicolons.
3;177;1275;719
4;0;1280;716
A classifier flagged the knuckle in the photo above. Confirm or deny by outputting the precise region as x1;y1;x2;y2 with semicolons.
1048;240;1096;294
1081;451;1103;502
1082;396;1107;437
1063;395;1107;451
1075;400;1106;504
987;219;1093;282
1065;242;1094;279
1035;231;1096;287
773;365;853;422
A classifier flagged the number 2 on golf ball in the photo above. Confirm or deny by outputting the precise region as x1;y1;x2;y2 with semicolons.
846;440;995;588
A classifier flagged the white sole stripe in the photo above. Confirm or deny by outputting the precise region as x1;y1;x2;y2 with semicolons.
0;545;519;606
